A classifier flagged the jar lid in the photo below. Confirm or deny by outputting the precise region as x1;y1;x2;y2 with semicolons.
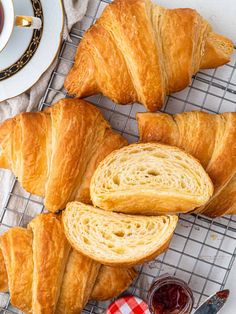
106;295;150;314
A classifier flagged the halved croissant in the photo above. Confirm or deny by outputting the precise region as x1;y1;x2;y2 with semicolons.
0;98;127;212
137;111;236;217
63;202;178;267
90;143;213;215
0;213;137;314
65;0;233;111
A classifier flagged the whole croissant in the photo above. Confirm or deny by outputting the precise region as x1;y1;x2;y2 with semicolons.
0;213;137;314
65;0;233;111
137;111;236;217
0;98;127;212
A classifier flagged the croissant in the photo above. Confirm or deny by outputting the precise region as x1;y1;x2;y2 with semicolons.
0;98;127;213
0;213;137;314
65;0;233;111
90;143;213;215
0;249;7;292
90;266;137;301
63;202;178;266
137;111;236;217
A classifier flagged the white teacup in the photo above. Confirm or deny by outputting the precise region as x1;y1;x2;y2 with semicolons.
0;0;42;52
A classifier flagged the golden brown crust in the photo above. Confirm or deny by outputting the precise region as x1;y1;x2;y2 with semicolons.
0;214;136;314
57;250;101;314
0;213;136;313
137;112;217;168
65;0;233;111
0;228;33;314
137;111;236;216
0;248;8;292
28;214;71;314
200;32;234;69
201;175;236;217
74;128;127;204
91;266;137;301
0;98;127;213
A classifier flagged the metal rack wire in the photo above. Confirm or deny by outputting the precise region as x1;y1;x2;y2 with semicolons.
0;0;236;313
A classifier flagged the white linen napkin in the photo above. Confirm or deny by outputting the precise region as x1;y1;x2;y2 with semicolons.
0;0;89;224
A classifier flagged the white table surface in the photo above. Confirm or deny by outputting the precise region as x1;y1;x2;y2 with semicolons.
155;1;236;312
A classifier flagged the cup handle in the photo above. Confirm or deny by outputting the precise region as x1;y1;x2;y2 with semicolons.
15;16;42;30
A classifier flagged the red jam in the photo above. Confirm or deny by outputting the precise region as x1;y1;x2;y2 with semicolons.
148;275;194;314
0;3;4;34
152;284;189;314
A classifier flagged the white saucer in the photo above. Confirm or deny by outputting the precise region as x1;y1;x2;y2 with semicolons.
0;0;64;102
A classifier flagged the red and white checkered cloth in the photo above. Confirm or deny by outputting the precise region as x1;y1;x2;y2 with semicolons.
106;296;151;314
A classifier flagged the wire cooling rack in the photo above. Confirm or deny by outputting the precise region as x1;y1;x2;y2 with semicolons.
0;0;236;313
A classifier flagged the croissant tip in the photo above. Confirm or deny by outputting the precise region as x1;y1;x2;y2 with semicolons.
201;32;234;69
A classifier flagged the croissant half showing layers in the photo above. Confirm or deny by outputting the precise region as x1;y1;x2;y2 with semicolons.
0;213;137;314
137;111;236;217
90;143;213;215
63;202;178;267
0;98;127;212
65;0;233;111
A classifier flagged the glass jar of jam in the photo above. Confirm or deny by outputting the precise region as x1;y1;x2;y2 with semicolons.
148;274;194;314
